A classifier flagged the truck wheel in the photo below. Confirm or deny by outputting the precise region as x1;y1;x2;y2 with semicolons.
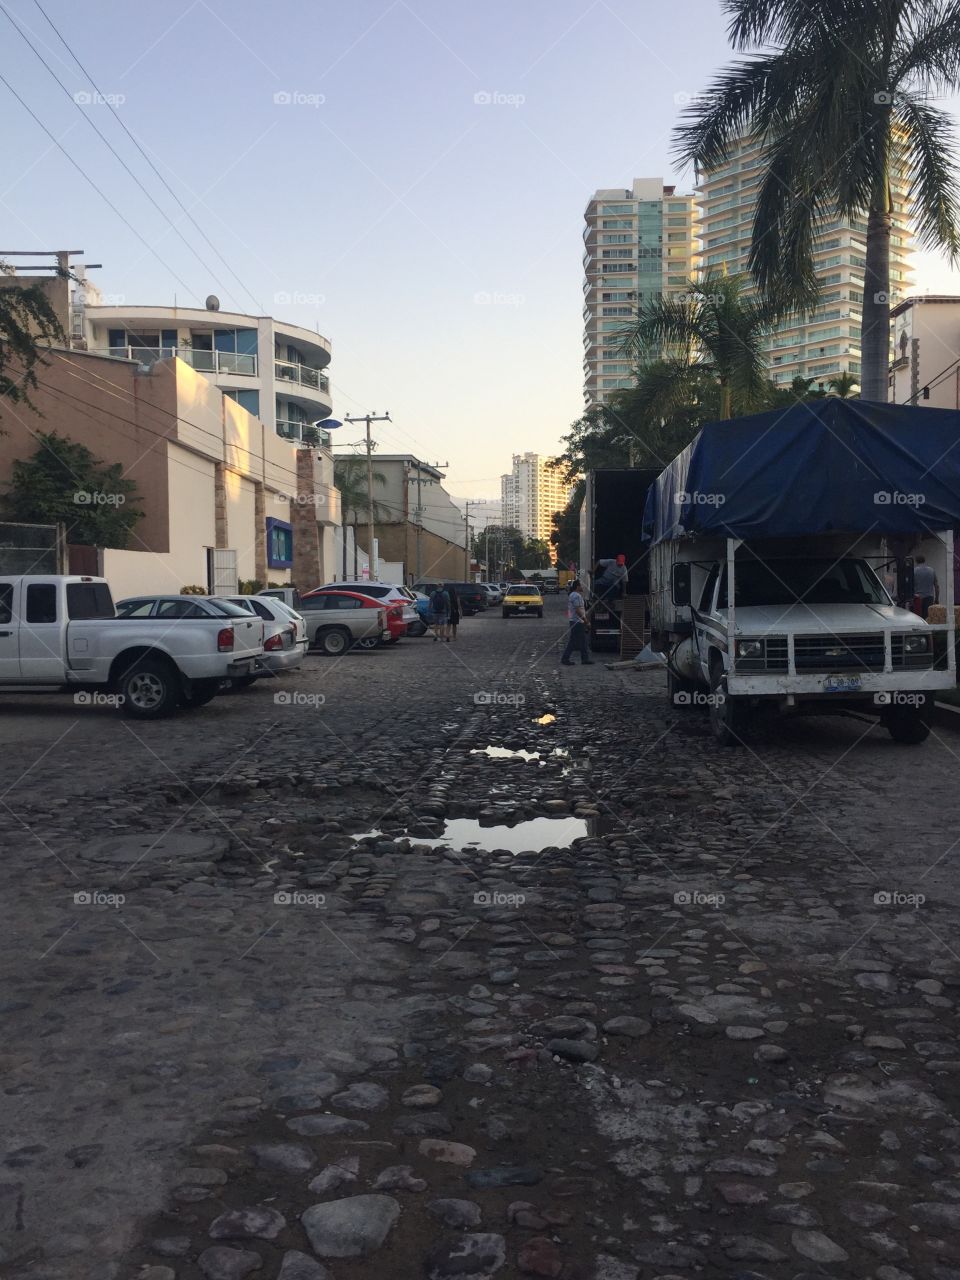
355;636;380;651
709;663;749;747
317;627;350;656
180;678;221;709
117;658;180;719
885;707;930;744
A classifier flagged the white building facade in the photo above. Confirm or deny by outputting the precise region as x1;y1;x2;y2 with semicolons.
890;296;960;408
72;284;335;445
582;178;698;408
500;453;572;561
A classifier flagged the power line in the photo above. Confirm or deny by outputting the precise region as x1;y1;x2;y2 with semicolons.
0;3;244;310
28;0;264;313
0;70;199;301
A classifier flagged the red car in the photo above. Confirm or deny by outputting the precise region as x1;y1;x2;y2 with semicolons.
300;588;407;644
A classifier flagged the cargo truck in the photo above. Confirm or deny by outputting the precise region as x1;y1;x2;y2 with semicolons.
644;399;959;745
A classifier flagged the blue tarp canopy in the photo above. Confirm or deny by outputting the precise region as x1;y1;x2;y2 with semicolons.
642;398;960;546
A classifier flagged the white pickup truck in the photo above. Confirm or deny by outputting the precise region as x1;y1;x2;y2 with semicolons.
0;575;264;718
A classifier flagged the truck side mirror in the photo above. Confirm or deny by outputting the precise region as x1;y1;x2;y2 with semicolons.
672;562;691;606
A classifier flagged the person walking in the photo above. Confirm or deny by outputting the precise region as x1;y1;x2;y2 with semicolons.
429;583;450;642
448;584;462;641
561;578;593;666
914;555;939;619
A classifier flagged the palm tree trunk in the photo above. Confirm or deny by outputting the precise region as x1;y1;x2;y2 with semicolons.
720;379;732;419
861;204;893;402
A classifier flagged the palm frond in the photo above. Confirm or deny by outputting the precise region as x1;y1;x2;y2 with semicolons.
893;2;960;89
894;92;960;259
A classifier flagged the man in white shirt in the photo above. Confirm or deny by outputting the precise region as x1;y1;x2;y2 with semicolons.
561;580;593;666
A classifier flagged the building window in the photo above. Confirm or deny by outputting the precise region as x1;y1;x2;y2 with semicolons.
224;389;261;417
266;517;293;569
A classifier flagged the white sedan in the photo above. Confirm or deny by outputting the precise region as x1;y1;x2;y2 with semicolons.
220;595;308;675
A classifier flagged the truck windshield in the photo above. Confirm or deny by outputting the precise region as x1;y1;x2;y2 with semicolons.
720;558;890;608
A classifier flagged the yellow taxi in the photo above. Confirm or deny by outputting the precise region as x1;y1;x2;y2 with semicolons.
501;582;544;618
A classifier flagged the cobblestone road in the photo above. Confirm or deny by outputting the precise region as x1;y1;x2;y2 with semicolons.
4;594;960;1280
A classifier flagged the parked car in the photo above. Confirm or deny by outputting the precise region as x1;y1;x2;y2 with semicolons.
480;582;504;605
296;591;388;655
301;588;406;644
413;581;488;615
541;579;561;595
309;581;424;636
219;595;308;675
0;576;262;719
116;593;267;690
502;583;544;618
257;587;302;610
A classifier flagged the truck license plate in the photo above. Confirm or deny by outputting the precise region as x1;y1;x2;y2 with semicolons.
824;675;861;692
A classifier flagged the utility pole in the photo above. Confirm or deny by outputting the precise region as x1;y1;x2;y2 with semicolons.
463;499;487;580
343;412;391;579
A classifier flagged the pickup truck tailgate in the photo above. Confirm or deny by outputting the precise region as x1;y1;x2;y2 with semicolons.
230;617;264;657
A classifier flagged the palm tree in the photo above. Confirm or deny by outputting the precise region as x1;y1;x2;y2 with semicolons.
675;0;960;402
827;371;860;398
620;272;775;419
790;374;823;400
333;455;388;578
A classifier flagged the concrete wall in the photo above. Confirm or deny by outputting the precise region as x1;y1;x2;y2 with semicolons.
376;521;465;584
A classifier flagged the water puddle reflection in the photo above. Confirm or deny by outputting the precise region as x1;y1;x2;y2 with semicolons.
354;815;590;854
470;745;569;763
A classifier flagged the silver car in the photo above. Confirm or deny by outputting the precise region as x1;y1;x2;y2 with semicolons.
220;595;308;675
297;590;388;655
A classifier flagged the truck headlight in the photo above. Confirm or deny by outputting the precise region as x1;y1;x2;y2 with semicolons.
736;639;764;658
904;634;931;654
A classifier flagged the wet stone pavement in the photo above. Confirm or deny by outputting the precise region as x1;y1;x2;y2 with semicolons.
4;596;960;1278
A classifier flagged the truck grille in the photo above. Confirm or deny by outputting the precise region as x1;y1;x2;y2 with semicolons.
793;633;884;671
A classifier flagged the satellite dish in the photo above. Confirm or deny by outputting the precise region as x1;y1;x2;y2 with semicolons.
205;295;220;311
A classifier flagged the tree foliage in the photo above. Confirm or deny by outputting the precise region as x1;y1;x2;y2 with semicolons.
3;431;144;547
0;268;65;419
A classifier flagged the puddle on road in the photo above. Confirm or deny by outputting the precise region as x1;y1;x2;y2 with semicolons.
354;815;590;854
470;745;569;763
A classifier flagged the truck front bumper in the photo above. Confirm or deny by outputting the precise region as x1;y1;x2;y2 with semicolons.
727;670;955;699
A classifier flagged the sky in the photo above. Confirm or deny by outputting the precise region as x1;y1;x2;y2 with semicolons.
4;0;960;503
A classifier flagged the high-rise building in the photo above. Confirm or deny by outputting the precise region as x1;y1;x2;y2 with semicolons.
582;178;698;408
500;453;573;561
697;135;915;390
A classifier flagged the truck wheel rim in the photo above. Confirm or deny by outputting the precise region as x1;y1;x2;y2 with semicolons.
128;672;164;709
326;634;346;654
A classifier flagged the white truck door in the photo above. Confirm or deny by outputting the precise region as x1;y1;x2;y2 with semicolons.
18;581;64;681
0;581;20;678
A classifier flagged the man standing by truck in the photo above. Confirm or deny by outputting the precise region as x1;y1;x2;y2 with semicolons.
914;555;939;619
561;579;593;666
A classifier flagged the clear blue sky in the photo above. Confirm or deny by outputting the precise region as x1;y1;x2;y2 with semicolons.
4;0;960;499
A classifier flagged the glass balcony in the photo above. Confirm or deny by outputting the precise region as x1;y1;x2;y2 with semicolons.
276;418;331;448
275;359;329;393
99;345;258;376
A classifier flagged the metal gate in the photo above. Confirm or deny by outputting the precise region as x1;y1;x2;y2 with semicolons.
0;522;65;574
207;548;238;595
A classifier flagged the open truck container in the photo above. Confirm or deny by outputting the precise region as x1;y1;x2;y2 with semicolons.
644;399;959;745
579;468;660;652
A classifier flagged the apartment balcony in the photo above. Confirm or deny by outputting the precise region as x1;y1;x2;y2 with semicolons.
275;359;330;393
276;418;332;448
96;345;259;376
